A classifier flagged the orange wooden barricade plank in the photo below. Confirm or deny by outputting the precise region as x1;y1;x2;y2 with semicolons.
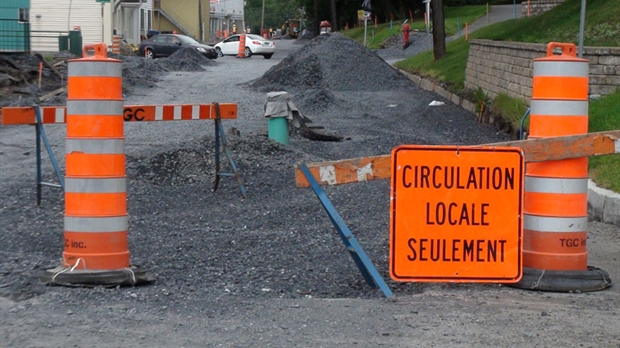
294;130;620;187
1;104;238;125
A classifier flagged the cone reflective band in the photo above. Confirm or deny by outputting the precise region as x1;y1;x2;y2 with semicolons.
64;43;130;270
524;42;589;271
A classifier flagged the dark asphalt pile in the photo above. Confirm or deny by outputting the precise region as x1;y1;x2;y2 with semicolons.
249;32;413;92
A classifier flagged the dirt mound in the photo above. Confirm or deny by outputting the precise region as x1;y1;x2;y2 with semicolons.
128;133;310;187
248;32;414;92
0;48;215;109
121;56;169;94
293;88;339;111
0;53;72;107
161;47;214;71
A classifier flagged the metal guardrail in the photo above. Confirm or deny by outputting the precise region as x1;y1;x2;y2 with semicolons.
30;30;70;52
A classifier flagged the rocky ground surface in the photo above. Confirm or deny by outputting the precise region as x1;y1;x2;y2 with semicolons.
1;33;619;347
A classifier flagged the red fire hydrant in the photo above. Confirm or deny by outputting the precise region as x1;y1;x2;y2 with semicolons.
402;23;410;49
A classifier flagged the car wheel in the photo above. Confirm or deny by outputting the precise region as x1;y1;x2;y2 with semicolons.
144;48;154;59
244;47;252;58
215;47;223;57
264;54;273;59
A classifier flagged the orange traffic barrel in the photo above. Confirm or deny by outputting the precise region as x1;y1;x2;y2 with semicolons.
524;42;588;271
111;35;121;54
237;33;247;58
514;42;611;292
64;43;129;270
41;43;152;287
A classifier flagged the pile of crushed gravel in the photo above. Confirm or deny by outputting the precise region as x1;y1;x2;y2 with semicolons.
249;32;414;92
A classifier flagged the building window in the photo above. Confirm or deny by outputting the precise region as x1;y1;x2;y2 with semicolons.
140;9;145;31
18;8;29;23
147;10;152;30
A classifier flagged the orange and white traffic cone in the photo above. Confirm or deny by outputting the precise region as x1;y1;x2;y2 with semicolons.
513;42;611;292
41;43;152;287
236;34;247;58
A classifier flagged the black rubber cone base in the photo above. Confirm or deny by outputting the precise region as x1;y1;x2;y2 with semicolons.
509;266;612;293
39;265;155;288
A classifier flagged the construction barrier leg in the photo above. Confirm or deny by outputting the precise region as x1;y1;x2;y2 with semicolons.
40;43;153;287
511;42;611;292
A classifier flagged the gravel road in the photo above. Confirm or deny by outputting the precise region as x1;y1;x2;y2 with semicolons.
1;34;619;347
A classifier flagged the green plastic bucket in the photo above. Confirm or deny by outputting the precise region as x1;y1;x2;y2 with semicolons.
268;117;289;145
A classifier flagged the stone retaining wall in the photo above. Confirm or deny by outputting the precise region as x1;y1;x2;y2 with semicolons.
521;0;566;17
465;39;620;103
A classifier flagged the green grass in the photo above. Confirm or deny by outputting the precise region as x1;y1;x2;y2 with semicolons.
490;93;529;129
588;90;620;192
343;5;486;49
392;0;620;191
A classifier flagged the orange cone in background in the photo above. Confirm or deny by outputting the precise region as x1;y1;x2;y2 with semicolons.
111;35;121;54
236;33;247;58
513;42;611;292
41;43;152;286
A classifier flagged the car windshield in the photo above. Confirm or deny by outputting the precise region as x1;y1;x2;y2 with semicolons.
177;35;199;44
247;34;265;41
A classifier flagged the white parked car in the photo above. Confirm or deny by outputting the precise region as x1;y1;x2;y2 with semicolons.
214;34;275;59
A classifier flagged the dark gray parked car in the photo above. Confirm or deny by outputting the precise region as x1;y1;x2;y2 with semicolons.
138;34;218;59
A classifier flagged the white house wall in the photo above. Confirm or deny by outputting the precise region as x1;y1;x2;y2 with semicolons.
30;0;152;52
209;0;244;40
210;0;243;20
30;0;110;52
116;0;152;44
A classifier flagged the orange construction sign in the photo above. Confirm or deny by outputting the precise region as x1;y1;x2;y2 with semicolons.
390;145;524;283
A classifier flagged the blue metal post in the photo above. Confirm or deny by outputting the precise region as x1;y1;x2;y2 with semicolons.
212;103;247;197
513;0;517;18
299;163;394;298
36;111;42;205
33;105;65;205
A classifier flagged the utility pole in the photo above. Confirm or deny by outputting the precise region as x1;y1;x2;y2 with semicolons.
198;0;203;41
330;0;337;32
261;0;265;35
578;0;586;57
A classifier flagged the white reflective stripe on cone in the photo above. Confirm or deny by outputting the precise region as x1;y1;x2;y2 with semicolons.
65;177;126;193
67;100;123;115
68;61;122;77
525;177;588;194
530;100;588;116
524;215;587;233
66;139;125;154
533;61;588;77
65;216;128;233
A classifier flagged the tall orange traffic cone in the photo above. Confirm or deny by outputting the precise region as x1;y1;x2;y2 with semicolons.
513;42;610;292
236;34;247;58
41;43;152;287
